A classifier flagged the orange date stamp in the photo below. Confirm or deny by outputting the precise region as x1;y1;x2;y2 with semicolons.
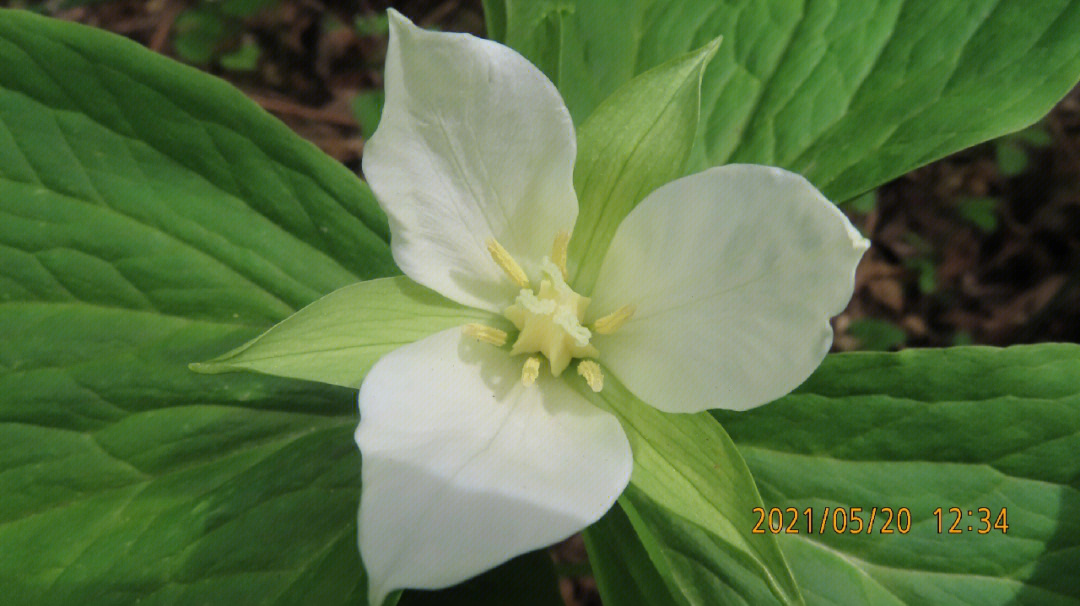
752;507;1009;534
752;506;913;535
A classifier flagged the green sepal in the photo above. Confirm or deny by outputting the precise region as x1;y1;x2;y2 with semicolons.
573;371;804;606
192;276;492;389
568;37;719;292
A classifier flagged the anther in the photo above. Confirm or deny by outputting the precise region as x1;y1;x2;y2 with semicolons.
486;239;530;288
593;305;636;335
462;323;508;346
577;360;604;392
550;230;571;280
521;357;541;386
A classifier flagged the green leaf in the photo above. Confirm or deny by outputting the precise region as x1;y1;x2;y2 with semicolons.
352;90;386;140
174;7;232;65
847;318;907;351
219;39;261;72
491;0;1080;201
397;550;563;606
355;13;390;38
1015;123;1053;147
905;256;938;294
995;140;1030;176
0;9;393;325
714;345;1080;605
220;0;280;18
480;0;507;44
192;277;489;389
56;0;114;7
568;37;719;292
583;504;681;606
575;372;803;606
0;303;368;605
953;331;974;346
957;196;1000;232
846;190;879;214
0;11;397;604
618;485;795;606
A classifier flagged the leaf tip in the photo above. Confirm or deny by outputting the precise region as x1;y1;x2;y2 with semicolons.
686;35;722;70
188;361;228;375
703;35;723;59
688;35;722;82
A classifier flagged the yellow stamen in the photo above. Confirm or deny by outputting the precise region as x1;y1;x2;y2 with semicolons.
486;239;530;288
550;230;571;280
577;360;604;392
593;304;636;335
521;357;541;386
462;323;507;346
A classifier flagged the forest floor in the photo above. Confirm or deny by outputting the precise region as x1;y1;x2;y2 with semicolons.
25;1;1080;604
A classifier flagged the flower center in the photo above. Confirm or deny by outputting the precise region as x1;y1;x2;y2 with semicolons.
504;258;598;377
462;232;635;392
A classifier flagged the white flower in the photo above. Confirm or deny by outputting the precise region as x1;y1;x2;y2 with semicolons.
357;10;869;604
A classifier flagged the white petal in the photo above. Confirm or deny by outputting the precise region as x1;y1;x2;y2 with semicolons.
356;328;631;603
589;165;868;413
362;11;578;312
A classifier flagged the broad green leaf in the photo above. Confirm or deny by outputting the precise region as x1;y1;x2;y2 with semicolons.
714;345;1080;605
0;11;397;604
569;37;719;293
0;303;368;605
0;8;393;327
491;0;1080;202
583;504;680;606
192;277;489;389
574;372;803;606
397;550;563;606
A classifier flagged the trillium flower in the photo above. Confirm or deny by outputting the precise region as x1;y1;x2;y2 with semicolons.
357;10;868;604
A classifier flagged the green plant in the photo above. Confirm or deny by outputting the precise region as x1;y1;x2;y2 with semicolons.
3;2;1080;604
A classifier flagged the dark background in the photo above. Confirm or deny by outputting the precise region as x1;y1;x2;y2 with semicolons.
14;1;1080;603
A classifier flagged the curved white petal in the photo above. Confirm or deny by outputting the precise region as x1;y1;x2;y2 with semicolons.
590;165;869;413
356;328;631;603
362;11;578;312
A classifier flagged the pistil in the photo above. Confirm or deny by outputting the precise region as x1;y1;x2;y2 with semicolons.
504;258;597;376
463;234;636;391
